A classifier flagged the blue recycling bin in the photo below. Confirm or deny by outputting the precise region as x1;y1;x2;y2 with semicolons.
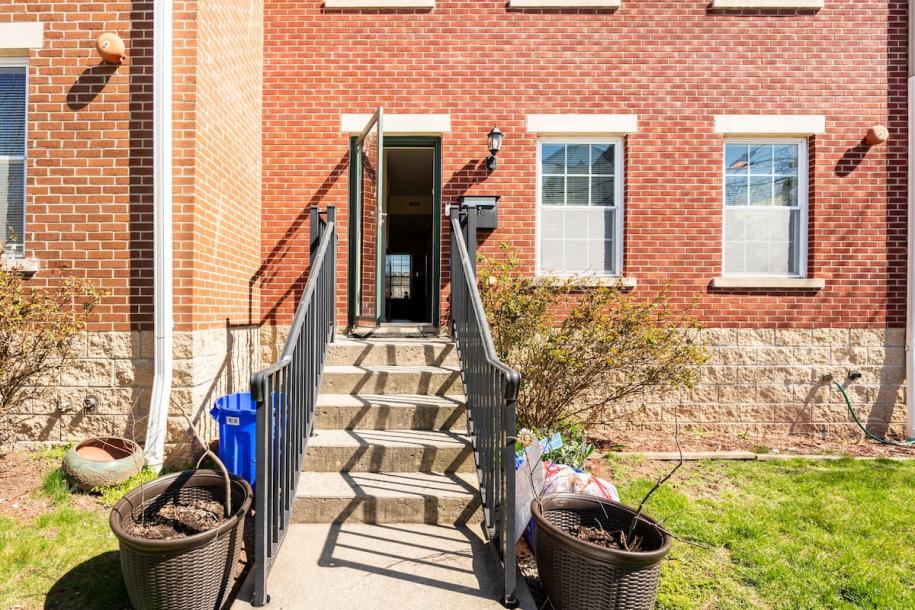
210;392;257;487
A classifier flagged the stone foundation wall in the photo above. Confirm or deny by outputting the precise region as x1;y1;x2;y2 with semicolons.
6;327;260;466
600;328;908;441
258;324;908;442
6;331;153;449
7;325;906;454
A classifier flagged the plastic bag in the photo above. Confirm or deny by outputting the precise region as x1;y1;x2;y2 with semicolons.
542;461;619;502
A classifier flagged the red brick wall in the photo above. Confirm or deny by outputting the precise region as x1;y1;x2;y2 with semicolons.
191;0;262;331
4;0;261;334
1;1;163;332
261;0;908;330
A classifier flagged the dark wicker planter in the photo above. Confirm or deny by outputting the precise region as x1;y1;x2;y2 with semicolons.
109;470;253;610
531;493;672;610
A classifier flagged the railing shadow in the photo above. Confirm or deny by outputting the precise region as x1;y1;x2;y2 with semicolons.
312;521;502;601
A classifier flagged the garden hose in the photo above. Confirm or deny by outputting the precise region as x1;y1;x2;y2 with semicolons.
835;378;915;448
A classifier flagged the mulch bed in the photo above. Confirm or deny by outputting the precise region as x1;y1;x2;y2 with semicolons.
126;499;225;540
592;430;915;458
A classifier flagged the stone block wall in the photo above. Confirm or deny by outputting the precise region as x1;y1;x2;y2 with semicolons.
599;327;907;441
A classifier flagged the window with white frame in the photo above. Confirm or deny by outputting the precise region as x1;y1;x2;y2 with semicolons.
723;140;806;277
538;140;623;276
0;59;27;258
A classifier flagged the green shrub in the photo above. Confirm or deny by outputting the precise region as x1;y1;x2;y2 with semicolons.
478;245;707;432
0;263;107;440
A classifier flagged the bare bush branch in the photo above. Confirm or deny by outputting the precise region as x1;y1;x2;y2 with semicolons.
478;245;708;432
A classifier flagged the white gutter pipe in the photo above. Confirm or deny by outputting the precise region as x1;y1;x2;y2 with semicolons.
144;0;174;471
907;0;915;441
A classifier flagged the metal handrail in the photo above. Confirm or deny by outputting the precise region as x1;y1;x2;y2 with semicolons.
250;206;336;606
449;206;521;607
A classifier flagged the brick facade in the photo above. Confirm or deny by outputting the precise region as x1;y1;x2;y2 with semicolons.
260;0;909;436
1;0;910;450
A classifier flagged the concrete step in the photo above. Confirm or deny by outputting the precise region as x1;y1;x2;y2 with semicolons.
315;394;467;431
327;338;459;367
319;365;463;396
292;471;481;525
301;429;474;473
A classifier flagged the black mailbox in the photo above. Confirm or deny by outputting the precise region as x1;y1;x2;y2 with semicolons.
459;195;499;230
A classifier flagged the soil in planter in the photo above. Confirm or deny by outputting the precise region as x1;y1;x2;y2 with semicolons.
569;523;646;553
126;499;225;540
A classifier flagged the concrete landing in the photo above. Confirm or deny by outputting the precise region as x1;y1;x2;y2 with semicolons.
232;523;535;610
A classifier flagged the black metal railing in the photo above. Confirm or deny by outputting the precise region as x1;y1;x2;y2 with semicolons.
250;206;336;606
449;205;521;607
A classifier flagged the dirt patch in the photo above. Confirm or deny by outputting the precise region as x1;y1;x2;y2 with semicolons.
517;538;547;608
0;450;55;521
592;430;915;458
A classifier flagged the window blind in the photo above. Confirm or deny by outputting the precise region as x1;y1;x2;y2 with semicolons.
0;65;26;257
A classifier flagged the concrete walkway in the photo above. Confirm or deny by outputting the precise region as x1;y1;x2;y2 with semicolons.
233;523;535;610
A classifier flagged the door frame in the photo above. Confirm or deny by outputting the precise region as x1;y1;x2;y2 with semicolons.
348;135;442;329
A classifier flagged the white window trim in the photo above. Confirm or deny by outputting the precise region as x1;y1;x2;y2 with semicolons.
510;0;620;7
325;0;434;8
0;23;44;50
0;56;28;260
721;137;809;279
536;137;626;279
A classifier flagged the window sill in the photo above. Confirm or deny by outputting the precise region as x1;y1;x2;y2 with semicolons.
710;0;823;8
711;277;824;290
324;0;434;7
509;0;620;7
535;275;637;289
1;257;39;274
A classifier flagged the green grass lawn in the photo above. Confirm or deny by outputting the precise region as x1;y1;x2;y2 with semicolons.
4;452;915;609
610;457;915;610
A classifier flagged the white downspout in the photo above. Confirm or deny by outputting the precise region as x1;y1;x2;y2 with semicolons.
144;0;174;471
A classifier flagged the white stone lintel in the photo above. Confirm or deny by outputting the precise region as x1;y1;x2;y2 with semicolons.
713;115;826;136
340;113;450;135
0;22;44;50
526;114;638;135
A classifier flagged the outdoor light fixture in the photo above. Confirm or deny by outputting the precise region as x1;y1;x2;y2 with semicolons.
866;125;889;146
486;126;504;171
96;32;126;64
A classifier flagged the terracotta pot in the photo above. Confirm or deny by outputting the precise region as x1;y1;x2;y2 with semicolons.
62;436;145;489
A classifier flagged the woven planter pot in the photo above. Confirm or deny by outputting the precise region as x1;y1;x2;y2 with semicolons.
531;493;672;610
109;470;253;610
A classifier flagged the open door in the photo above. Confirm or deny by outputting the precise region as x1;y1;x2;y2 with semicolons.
352;108;384;327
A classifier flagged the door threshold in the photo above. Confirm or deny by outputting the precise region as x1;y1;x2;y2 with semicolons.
348;323;439;339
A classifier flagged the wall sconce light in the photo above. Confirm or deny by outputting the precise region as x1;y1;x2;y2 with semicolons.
96;32;126;64
486;126;504;172
865;125;889;146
